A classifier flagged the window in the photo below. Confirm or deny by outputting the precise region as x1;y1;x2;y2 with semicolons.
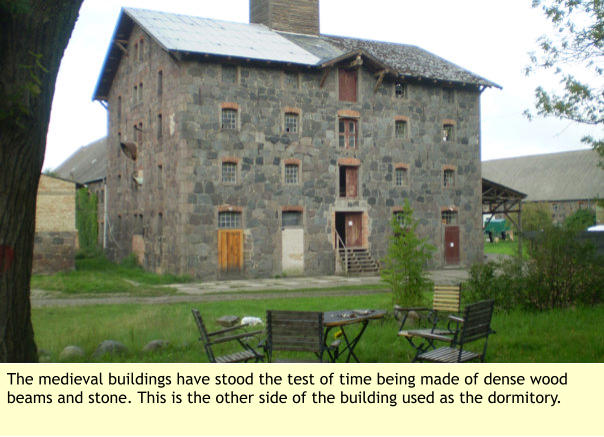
284;71;299;90
339;166;358;198
395;167;408;186
284;164;299;184
222;65;237;84
138;39;144;62
117;96;122;123
282;211;302;227
157;114;162;139
395;81;407;98
395;120;408;138
218;211;241;229
157;71;163;97
222;162;237;183
443;169;455;187
442;210;458;225
157;165;163;189
393;211;405;226
133;43;138;61
221;109;237;130
338;118;357;148
443;88;454;103
133;85;137;103
117;132;121;157
285;113;298;134
137;122;143;143
138;82;143;102
157;213;163;237
442;123;454;142
339;68;357;102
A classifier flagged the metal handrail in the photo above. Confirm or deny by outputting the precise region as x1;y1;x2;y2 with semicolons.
336;232;348;274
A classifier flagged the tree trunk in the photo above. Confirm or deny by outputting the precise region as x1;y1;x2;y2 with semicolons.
0;0;83;362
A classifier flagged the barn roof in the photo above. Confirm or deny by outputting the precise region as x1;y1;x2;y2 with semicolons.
94;7;499;100
482;149;604;202
54;137;107;185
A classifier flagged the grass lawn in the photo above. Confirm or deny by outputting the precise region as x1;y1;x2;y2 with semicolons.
31;255;193;295
32;293;604;363
484;240;519;256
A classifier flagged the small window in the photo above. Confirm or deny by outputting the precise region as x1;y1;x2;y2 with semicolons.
157;213;163;237
284;163;299;184
443;88;454;103
393;211;405;227
222;65;237;84
157;71;163;97
285;113;298;134
442;123;454;142
138;82;143;102
137;122;143;143
157;165;163;189
117;132;121;157
117;96;122;123
284;71;299;90
338;118;357;149
139;39;144;62
133;85;137;103
395;81;407;98
443;169;455;188
218;211;241;229
442;210;458;225
221;109;237;130
395;167;408;187
157;114;163;139
339;68;357;102
133;43;138;61
395;120;408;138
282;211;302;227
222;162;237;183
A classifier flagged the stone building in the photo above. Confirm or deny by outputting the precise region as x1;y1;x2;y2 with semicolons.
93;0;498;278
33;175;77;274
483;150;603;225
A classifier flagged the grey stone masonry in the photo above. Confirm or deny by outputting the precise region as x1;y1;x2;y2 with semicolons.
104;23;484;279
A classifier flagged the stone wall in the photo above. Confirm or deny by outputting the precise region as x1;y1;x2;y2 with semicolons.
33;175;77;274
250;0;320;35
528;199;598;225
105;26;484;279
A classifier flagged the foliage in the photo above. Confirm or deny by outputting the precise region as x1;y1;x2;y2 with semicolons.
520;202;553;231
381;200;435;306
564;208;596;230
525;0;603;160
467;226;603;310
75;187;98;253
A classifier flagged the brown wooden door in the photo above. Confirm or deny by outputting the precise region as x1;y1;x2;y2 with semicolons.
444;226;460;265
345;213;363;247
339;68;357;102
218;230;243;272
346;166;358;198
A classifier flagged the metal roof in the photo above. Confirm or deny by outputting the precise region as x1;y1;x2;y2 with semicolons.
94;7;499;100
54;137;107;185
482;149;603;202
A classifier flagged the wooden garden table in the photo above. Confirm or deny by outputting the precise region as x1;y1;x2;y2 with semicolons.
323;309;386;362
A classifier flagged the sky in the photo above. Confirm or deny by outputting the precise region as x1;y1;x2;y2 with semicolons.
44;0;601;171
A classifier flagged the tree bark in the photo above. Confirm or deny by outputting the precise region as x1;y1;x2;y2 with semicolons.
0;0;83;362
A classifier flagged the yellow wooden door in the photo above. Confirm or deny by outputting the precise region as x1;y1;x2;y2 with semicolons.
218;230;243;272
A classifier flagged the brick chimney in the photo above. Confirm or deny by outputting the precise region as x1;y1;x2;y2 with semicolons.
250;0;320;35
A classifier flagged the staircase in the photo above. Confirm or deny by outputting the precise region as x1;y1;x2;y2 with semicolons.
338;248;380;274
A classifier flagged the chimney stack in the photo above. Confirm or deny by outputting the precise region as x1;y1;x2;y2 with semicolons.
250;0;320;35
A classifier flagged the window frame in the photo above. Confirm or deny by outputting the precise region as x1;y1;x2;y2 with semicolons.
218;211;242;229
221;108;238;130
395;80;408;98
395;167;408;187
221;64;238;84
338;68;358;102
338;118;358;149
221;161;238;184
282;210;303;228
395;119;408;139
442;123;455;142
441;210;458;225
443;169;455;188
284;112;299;134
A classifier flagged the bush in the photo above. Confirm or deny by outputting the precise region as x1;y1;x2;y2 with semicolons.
76;188;98;252
381;200;435;306
464;259;525;311
564;208;595;232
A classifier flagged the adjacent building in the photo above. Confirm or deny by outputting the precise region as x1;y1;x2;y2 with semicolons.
93;0;498;278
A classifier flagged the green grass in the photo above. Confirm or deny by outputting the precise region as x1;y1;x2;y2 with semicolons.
484;240;519;256
31;254;193;295
32;293;604;363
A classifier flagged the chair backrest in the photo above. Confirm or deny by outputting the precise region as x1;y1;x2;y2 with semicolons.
432;284;461;312
457;300;495;345
266;310;324;361
191;309;215;362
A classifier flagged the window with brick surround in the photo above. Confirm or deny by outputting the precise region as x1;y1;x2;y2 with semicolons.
395;120;408;138
285;112;299;134
338;118;357;148
157;71;163;97
393;211;405;226
442;123;455;142
395;81;407;98
443;88;454;103
284;163;299;184
218;211;241;229
339;68;357;102
284;71;299;90
157;114;162;139
222;65;237;84
395;167;408;186
222;161;237;183
443;169;455;187
221;108;237;130
282;211;302;227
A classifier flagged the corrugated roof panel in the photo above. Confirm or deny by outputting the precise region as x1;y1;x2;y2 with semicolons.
125;8;322;65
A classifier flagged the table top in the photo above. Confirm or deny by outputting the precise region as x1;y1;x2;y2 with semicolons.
323;309;386;327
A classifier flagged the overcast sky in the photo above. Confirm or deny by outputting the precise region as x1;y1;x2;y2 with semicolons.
44;0;600;171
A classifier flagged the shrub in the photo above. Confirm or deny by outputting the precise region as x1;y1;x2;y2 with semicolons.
76;188;98;252
520;203;553;231
464;259;526;311
564;208;595;232
381;200;435;306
